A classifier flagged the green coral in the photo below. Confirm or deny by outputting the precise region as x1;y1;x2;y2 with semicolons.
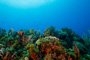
43;26;57;37
0;44;5;47
84;54;90;60
25;43;30;50
67;52;77;60
82;33;90;49
6;47;14;51
29;29;36;35
54;40;60;46
30;44;35;51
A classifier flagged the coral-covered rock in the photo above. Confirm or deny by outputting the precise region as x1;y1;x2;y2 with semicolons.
0;27;89;60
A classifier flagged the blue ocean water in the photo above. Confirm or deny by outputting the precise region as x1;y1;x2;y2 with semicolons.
0;0;90;36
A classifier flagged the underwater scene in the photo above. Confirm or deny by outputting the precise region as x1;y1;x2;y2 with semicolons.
0;0;90;60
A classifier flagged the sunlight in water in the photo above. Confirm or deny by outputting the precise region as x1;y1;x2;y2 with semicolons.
0;0;55;8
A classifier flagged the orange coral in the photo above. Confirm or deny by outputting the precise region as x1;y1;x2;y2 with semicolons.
17;31;23;36
24;37;28;42
3;57;7;60
52;46;57;50
74;42;80;60
31;53;36;59
68;57;72;60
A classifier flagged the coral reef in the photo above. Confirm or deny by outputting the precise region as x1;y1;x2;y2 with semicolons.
0;26;89;60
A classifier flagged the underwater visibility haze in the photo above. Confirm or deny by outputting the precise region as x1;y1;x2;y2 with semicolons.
0;0;90;60
0;0;90;36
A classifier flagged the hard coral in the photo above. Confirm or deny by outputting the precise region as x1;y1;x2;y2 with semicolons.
17;31;23;36
44;36;59;44
43;26;57;37
29;29;36;35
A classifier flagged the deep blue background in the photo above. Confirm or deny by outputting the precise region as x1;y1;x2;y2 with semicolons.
0;0;90;36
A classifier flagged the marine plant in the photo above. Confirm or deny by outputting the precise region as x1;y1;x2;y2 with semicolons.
58;27;82;48
82;33;90;50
